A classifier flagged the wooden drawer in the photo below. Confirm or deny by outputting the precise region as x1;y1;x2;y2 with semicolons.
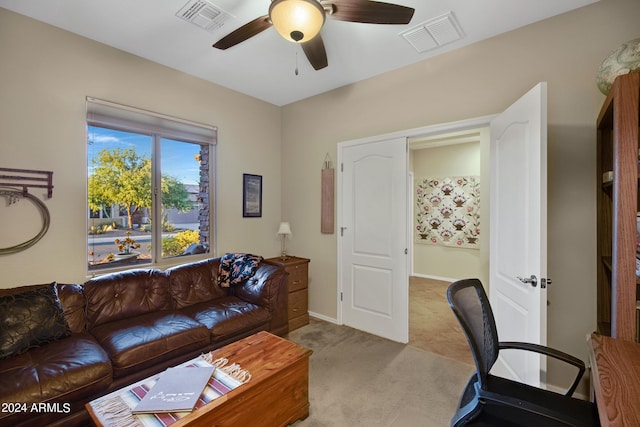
287;264;309;292
286;264;308;292
264;257;309;289
288;289;308;320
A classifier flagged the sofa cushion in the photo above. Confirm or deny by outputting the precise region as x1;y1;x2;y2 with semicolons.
181;296;270;341
0;283;71;359
0;333;112;422
167;258;227;309
84;268;171;328
90;311;210;378
57;283;87;333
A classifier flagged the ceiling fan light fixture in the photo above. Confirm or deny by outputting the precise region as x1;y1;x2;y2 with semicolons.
269;0;325;43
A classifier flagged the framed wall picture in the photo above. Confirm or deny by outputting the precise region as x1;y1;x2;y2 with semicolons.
242;174;262;217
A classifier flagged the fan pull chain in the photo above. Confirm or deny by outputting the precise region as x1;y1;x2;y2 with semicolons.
295;51;299;76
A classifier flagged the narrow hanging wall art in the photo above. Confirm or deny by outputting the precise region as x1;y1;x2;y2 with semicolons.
321;154;334;234
415;176;480;249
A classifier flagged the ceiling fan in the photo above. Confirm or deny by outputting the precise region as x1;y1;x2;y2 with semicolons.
212;0;415;71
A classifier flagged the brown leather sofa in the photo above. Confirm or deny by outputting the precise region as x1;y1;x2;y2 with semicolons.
0;257;288;427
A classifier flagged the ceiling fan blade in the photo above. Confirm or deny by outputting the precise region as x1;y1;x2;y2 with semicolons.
213;15;272;50
327;0;415;24
302;35;328;70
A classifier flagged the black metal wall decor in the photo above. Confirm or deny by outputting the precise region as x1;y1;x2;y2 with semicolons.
0;168;53;255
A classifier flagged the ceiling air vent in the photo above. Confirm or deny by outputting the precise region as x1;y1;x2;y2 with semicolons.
176;0;233;33
401;12;464;53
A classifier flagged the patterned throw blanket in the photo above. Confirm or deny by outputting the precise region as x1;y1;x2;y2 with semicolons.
217;253;263;288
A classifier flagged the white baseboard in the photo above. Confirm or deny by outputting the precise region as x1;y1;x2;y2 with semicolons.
411;273;456;283
309;311;339;324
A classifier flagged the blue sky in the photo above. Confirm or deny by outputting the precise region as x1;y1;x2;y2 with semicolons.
88;126;200;185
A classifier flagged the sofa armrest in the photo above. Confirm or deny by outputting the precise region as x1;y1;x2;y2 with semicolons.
234;263;289;335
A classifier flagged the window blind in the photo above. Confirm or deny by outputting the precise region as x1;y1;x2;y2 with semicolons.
86;97;217;145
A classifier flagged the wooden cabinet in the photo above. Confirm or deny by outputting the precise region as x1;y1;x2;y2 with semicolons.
265;256;310;331
587;333;640;427
596;72;640;341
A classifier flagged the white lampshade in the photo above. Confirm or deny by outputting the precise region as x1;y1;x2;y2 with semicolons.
277;222;292;237
269;0;325;43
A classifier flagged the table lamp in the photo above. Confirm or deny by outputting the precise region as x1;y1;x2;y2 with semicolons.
277;222;292;259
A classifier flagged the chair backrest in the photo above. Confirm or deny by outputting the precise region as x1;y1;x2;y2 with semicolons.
446;278;499;387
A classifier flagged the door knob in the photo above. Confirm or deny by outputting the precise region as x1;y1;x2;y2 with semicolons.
517;275;538;287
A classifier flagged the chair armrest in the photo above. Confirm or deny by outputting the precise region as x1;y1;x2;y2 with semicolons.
499;341;585;396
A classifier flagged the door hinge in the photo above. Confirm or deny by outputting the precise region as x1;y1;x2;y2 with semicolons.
340;292;343;302
341;163;343;172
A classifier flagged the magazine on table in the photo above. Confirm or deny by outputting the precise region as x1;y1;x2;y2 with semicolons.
132;366;215;414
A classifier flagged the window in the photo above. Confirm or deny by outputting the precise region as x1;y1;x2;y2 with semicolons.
86;98;216;271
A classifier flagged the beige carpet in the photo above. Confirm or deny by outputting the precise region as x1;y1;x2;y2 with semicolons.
287;319;474;427
408;277;474;366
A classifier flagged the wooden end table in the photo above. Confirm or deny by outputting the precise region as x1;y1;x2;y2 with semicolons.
265;256;310;331
87;331;312;427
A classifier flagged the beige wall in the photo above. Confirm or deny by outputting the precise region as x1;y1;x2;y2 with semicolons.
0;8;283;285
281;0;639;388
411;141;483;280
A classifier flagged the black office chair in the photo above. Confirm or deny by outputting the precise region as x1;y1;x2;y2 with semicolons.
446;278;600;427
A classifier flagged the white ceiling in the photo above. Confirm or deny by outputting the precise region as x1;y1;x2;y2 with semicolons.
0;0;598;106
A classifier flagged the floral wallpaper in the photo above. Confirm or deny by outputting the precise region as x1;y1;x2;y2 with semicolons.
415;176;480;249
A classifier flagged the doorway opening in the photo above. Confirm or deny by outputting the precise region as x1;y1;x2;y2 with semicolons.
407;127;488;362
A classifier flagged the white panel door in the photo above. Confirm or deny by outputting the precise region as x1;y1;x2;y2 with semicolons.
339;137;408;343
489;82;548;387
